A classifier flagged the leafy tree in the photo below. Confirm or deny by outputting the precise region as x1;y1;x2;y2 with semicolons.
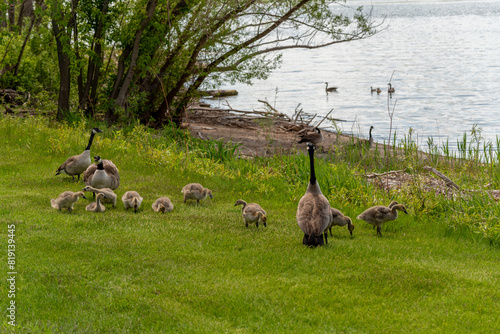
1;0;379;126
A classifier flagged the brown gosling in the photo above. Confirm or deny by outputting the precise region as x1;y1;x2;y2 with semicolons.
51;191;87;213
82;186;117;207
86;193;106;213
181;183;212;205
55;128;102;181
326;208;354;238
152;197;174;213
234;199;267;228
297;127;323;146
83;156;120;190
357;203;408;236
122;191;143;213
296;143;332;246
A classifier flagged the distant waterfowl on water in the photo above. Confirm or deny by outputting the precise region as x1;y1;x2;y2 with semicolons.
388;83;395;94
325;82;338;92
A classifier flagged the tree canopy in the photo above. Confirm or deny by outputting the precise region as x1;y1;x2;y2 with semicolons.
0;0;380;126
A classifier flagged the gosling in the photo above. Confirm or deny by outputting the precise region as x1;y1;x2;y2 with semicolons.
152;197;174;213
326;208;354;237
357;203;408;236
82;186;117;207
234;199;267;228
51;191;87;213
122;191;143;213
86;193;107;213
181;183;212;205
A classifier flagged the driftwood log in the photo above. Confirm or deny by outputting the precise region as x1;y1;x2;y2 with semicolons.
200;90;238;97
423;166;460;190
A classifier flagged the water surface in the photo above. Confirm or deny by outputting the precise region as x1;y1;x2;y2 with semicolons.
208;0;500;151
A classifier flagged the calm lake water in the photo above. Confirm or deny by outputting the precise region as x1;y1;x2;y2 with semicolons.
208;0;500;152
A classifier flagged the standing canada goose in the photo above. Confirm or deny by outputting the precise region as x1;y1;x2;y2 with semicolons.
298;127;323;146
181;183;212;205
325;82;338;92
83;156;120;190
82;186;117;207
152;197;174;213
51;191;87;212
86;193;106;213
122;191;143;213
353;126;374;149
234;199;267;228
357;203;408;236
326;208;355;237
366;125;374;149
388;83;395;94
296;143;332;246
55;128;102;181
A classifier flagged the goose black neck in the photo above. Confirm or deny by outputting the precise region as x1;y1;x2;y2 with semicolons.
85;131;96;151
97;161;104;170
369;127;373;139
308;146;317;185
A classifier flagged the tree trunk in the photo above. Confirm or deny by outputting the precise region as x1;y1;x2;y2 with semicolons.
80;0;109;118
106;0;157;123
17;0;34;29
52;19;71;120
8;0;16;31
13;18;34;76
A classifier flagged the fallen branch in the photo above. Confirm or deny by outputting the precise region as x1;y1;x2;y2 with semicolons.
364;169;405;178
424;166;460;190
314;108;334;129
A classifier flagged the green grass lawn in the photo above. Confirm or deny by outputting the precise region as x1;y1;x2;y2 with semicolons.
1;116;499;333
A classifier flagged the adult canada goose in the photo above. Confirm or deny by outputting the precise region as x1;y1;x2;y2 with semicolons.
234;199;267;228
181;183;212;205
86;193;106;213
296;143;332;246
55;128;102;181
152;197;174;213
325;82;338;92
83;156;120;190
357;203;408;236
122;191;143;213
51;191;87;213
82;186;117;207
326;208;354;237
370;87;377;93
388;83;395;94
353;126;374;150
297;127;323;146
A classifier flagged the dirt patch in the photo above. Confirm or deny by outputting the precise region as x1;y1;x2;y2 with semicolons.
184;105;354;157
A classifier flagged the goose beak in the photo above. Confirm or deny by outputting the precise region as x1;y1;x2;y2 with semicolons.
82;195;87;199
209;193;213;199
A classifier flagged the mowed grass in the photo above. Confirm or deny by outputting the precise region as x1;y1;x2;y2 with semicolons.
0;116;499;333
